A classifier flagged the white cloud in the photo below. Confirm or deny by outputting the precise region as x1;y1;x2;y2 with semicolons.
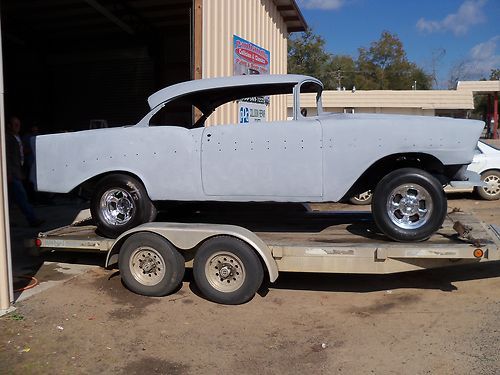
416;0;487;36
465;35;500;78
297;0;345;10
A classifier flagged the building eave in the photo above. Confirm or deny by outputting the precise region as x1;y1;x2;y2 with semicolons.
274;0;308;33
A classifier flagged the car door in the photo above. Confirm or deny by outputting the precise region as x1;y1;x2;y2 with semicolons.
201;120;323;199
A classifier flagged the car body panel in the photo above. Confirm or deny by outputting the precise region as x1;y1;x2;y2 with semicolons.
201;120;323;197
320;112;483;201
36;126;205;200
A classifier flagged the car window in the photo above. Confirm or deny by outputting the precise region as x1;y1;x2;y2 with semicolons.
296;81;322;119
149;97;203;129
146;79;323;127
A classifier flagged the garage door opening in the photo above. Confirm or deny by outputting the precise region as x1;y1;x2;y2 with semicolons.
1;0;194;132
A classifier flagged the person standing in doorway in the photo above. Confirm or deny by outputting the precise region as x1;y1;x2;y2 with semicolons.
5;116;44;227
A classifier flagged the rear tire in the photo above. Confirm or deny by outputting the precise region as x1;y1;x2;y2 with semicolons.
90;174;155;238
349;190;373;205
193;236;263;305
119;233;185;296
475;170;500;200
372;168;447;242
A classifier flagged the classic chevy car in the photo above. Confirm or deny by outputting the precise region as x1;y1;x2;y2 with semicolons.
35;75;484;241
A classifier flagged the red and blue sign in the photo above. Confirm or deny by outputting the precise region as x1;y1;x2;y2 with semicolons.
233;35;270;76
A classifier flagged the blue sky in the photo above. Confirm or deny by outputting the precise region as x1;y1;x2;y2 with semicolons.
296;0;500;88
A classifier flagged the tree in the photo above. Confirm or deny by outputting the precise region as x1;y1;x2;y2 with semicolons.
288;29;336;89
330;55;356;89
288;29;432;90
490;68;500;80
355;31;432;90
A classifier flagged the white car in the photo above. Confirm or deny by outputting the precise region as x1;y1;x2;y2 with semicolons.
350;141;500;204
35;74;484;241
453;141;500;200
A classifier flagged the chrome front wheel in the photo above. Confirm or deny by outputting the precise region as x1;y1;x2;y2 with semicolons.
372;168;446;242
386;183;433;230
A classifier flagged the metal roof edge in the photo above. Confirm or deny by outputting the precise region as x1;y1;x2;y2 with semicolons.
273;0;308;32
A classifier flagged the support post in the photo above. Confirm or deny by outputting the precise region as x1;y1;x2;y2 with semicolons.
193;0;203;123
0;19;13;312
494;92;499;140
487;94;492;138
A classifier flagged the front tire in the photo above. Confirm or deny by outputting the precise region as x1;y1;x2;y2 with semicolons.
193;236;264;305
91;174;156;238
372;168;447;242
475;170;500;200
119;233;185;296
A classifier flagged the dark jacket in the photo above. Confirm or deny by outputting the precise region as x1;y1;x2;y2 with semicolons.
6;132;24;180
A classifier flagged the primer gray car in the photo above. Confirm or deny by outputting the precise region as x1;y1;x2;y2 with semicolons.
35;74;484;241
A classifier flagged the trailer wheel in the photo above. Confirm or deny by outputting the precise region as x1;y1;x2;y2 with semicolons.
193;236;263;305
372;168;447;242
119;233;185;297
91;174;155;238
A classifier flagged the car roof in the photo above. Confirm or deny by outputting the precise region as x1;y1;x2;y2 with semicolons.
147;74;322;109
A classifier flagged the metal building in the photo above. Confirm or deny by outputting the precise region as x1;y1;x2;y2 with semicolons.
0;0;307;312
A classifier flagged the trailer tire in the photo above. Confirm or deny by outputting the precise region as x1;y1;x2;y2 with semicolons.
193;236;263;305
119;232;185;297
372;168;446;242
91;174;155;238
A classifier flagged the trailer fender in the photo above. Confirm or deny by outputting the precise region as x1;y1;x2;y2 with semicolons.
105;222;279;282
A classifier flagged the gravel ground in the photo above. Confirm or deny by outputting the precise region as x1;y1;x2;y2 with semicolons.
1;195;499;374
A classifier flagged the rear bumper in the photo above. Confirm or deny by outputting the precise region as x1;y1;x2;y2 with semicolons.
449;166;486;188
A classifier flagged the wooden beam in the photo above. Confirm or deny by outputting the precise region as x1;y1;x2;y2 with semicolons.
193;0;202;80
193;0;203;123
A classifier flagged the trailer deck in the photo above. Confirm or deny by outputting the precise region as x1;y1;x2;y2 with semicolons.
36;207;500;276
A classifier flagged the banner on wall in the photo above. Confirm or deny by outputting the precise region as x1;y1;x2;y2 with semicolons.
233;35;270;124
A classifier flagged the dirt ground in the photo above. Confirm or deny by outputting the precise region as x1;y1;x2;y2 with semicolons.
1;195;499;375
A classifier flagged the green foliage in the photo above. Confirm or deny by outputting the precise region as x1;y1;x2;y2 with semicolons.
8;312;24;321
288;30;432;90
288;29;336;89
490;69;500;80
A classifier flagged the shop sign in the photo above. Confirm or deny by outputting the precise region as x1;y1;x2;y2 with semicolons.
233;35;270;124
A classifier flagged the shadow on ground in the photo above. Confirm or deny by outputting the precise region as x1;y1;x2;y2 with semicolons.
266;261;500;294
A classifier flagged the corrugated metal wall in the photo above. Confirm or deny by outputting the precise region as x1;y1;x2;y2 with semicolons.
202;0;288;125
